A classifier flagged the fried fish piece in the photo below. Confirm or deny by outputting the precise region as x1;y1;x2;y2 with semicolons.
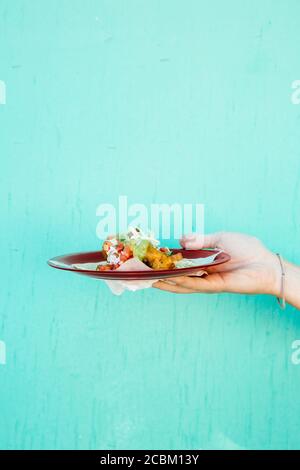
143;245;182;270
169;252;184;263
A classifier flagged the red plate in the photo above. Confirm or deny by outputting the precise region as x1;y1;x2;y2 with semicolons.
48;249;230;280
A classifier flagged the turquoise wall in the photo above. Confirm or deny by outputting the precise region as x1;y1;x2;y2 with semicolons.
1;0;300;450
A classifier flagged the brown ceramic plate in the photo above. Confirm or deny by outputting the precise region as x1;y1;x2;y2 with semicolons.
48;249;230;281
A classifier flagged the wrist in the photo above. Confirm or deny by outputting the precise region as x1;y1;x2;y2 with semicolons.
264;252;283;297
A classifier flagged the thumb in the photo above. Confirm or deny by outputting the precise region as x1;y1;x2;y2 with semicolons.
180;232;221;249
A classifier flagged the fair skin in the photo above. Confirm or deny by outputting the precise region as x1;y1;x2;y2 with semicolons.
153;232;300;310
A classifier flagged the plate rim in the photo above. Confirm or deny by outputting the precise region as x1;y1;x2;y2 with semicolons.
47;248;231;279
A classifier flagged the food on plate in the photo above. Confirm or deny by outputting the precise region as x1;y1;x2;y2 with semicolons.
143;244;183;270
97;227;183;271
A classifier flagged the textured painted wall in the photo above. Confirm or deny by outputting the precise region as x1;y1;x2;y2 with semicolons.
1;0;300;450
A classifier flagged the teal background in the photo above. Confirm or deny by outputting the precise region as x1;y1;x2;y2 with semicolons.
1;0;300;450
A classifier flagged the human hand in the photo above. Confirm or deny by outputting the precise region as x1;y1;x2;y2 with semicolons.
153;232;282;296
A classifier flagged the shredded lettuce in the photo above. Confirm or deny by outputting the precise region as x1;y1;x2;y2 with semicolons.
174;258;195;268
130;239;150;260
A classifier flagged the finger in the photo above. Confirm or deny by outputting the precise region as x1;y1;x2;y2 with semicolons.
152;280;196;294
204;264;228;274
165;274;224;293
180;232;222;250
165;276;204;290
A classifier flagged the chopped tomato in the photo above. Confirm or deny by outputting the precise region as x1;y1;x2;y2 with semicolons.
103;240;112;252
119;245;132;262
98;264;113;271
124;245;133;256
116;242;124;252
98;263;120;271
